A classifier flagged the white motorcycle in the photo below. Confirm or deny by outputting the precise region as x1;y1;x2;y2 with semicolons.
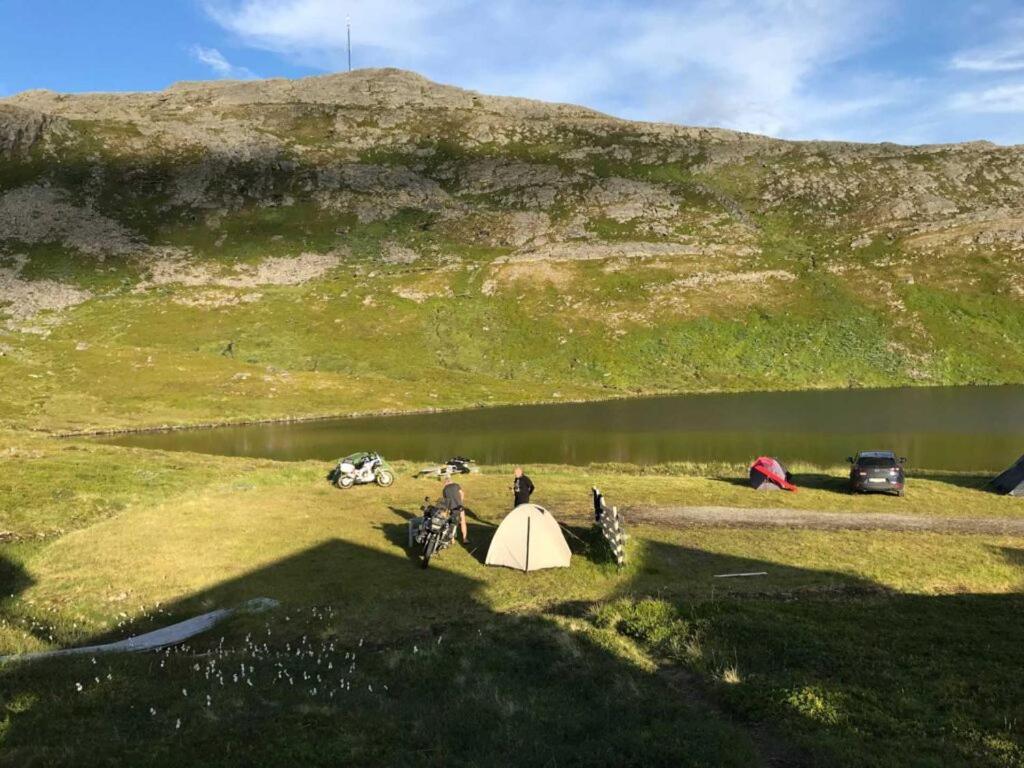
327;452;395;489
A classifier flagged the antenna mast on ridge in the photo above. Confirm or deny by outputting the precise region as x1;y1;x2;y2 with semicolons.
346;16;352;72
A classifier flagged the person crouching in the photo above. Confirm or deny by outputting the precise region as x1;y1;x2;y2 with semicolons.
442;474;468;544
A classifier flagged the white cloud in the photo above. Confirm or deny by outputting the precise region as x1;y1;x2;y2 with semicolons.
190;44;259;79
947;16;1024;117
950;17;1024;73
950;83;1024;113
203;0;464;70
952;49;1024;73
201;0;899;140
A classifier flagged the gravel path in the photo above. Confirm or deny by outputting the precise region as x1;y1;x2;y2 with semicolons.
627;505;1024;535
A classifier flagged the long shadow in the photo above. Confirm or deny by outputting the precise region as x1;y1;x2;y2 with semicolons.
789;472;852;494
0;553;43;644
995;544;1024;569
0;554;33;601
713;473;852;495
616;541;1024;768
561;524;618;567
3;530;1023;766
911;470;996;492
714;476;760;490
0;538;771;768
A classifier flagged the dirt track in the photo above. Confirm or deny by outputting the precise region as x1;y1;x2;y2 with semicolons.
626;505;1024;535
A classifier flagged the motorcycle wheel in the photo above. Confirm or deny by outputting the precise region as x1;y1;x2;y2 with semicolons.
421;535;437;568
375;469;395;487
336;475;355;489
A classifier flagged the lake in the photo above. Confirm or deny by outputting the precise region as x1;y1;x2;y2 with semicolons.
99;385;1024;472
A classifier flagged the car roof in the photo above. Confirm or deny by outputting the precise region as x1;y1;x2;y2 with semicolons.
856;450;897;458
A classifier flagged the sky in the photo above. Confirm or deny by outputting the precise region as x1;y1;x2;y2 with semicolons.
2;0;1024;145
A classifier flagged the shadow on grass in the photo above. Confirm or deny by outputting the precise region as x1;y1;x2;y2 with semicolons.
0;554;33;601
712;472;850;495
713;475;759;490
791;472;852;494
0;538;770;768
911;470;995;492
3;535;1024;766
994;544;1024;570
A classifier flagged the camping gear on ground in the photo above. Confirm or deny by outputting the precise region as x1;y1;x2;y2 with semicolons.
749;456;797;491
847;451;906;496
415;456;476;478
410;497;459;568
327;452;395;489
591;487;627;566
0;598;278;664
990;454;1024;496
485;504;571;572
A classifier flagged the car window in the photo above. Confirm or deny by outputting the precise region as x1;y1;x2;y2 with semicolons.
858;456;896;468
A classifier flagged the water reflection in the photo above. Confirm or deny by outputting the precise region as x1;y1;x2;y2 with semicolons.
101;385;1024;471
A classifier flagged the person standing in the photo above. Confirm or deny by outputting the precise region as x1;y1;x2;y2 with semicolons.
512;466;535;507
441;474;468;544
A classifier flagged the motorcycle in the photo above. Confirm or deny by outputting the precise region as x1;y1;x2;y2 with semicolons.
415;456;476;479
327;452;395;489
412;497;458;568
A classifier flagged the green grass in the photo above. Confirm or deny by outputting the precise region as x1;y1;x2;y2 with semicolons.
596;591;1024;767
1;434;1024;765
4;235;1023;433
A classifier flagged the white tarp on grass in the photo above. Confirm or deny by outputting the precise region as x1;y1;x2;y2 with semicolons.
0;598;278;664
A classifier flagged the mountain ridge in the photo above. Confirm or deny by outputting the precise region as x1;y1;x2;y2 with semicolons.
0;67;1022;431
2;67;1014;151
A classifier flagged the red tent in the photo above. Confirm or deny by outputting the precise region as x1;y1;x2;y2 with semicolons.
749;456;797;492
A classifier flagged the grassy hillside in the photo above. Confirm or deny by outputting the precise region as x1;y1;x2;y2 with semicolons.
1;70;1023;431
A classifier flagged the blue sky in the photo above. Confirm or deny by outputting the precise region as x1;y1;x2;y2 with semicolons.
3;0;1024;144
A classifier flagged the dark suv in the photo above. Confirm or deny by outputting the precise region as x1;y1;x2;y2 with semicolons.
848;451;906;496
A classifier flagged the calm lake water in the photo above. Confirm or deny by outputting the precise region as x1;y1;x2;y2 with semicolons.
100;385;1024;472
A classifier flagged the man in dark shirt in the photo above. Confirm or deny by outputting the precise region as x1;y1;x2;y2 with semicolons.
512;467;535;507
441;475;468;543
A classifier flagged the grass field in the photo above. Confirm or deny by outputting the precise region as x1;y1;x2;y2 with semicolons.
1;430;1023;766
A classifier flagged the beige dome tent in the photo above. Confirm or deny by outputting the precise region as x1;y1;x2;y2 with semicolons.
485;504;572;572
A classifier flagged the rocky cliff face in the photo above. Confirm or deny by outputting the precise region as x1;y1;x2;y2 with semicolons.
3;69;1021;261
0;105;68;158
1;69;1023;426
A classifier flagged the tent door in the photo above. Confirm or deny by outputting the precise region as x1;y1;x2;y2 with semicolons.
525;516;531;572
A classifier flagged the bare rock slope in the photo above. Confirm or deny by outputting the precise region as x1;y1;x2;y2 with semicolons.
1;68;1023;406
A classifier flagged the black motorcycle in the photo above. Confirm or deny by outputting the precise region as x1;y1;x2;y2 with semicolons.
415;456;475;479
414;498;458;568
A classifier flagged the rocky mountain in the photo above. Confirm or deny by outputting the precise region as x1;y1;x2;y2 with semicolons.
1;69;1023;430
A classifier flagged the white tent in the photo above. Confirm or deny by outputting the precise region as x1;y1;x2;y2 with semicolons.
485;504;572;572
